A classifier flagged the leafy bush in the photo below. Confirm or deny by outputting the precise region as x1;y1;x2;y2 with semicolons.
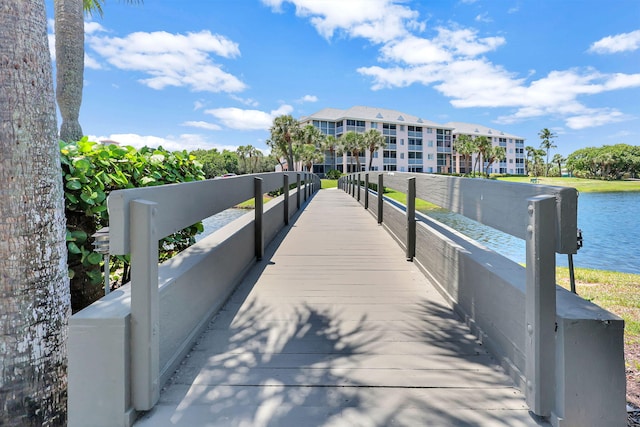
326;169;342;180
60;138;205;311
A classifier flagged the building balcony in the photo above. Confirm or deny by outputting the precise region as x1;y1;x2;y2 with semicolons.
408;145;423;151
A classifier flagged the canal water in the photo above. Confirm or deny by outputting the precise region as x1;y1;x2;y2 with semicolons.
197;193;640;274
196;208;247;242
422;192;640;274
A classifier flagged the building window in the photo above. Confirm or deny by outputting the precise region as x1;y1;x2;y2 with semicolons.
426;128;433;134
400;153;405;159
427;153;434;160
428;140;434;147
371;122;377;129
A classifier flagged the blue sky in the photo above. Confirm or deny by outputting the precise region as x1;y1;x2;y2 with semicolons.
45;0;640;157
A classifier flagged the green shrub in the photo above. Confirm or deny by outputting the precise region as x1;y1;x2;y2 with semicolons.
326;169;342;180
60;138;205;311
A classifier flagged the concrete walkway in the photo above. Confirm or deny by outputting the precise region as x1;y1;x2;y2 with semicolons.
136;189;549;427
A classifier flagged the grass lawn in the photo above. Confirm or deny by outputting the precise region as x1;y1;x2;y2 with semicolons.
321;179;338;189
498;176;640;193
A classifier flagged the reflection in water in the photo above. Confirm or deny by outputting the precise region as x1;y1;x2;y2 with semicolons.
421;209;528;265
420;192;640;274
197;208;247;242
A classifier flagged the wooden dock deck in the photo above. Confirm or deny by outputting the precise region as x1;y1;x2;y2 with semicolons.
135;189;549;427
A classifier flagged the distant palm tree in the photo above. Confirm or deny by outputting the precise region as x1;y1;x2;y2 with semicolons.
538;128;557;177
269;115;301;171
299;144;324;172
322;135;339;172
363;129;386;171
453;134;475;175
483;146;506;177
340;131;366;172
552;153;565;177
473;136;492;178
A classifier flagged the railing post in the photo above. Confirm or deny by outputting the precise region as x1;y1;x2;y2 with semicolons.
525;195;556;417
283;174;289;225
351;174;356;198
357;173;361;202
296;173;301;209
305;173;309;201
377;174;384;224
130;199;160;411
406;177;416;261
255;177;264;260
364;173;369;209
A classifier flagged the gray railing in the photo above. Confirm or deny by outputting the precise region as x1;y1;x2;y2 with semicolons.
68;172;320;427
338;172;625;427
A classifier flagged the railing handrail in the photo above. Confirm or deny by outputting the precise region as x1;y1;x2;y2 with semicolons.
338;171;578;418
345;172;578;255
107;172;313;255
106;171;320;412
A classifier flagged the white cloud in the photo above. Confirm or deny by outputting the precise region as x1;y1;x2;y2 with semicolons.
297;94;318;103
89;133;239;152
266;0;639;130
84;21;107;35
230;94;260;107
564;109;628;130
588;29;640;54
182;121;223;131
262;0;420;43
87;30;246;93
193;101;206;111
475;12;493;23
205;105;294;130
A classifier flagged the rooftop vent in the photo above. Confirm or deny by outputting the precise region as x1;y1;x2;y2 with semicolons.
417;118;423;123
376;113;383;118
397;115;405;121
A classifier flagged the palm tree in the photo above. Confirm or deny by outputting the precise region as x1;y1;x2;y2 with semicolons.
552;153;565;177
301;125;326;172
54;0;142;142
340;131;366;172
299;144;324;172
538;128;557;177
1;1;71;423
269;115;301;171
474;136;492;178
483;146;506;177
363;129;386;171
321;135;339;172
453;134;475;175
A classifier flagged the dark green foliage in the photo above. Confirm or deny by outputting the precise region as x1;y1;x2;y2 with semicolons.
191;148;239;178
566;144;640;180
60;137;205;311
326;169;342;180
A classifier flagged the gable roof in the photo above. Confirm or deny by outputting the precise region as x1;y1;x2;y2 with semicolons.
301;106;451;129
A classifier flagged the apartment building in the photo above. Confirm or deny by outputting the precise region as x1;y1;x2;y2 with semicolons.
299;106;526;176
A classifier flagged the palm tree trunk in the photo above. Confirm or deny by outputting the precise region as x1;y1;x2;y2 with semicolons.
55;0;85;142
1;1;71;425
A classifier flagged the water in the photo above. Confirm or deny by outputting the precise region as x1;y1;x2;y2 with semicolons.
421;192;640;274
199;194;640;274
196;209;247;242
